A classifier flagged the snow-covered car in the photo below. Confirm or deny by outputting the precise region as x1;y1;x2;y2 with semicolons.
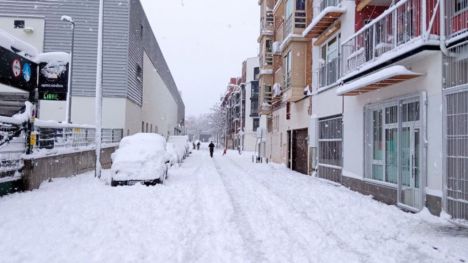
168;135;190;159
166;142;180;165
111;133;171;186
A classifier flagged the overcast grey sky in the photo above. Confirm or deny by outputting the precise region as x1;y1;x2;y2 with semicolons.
140;0;259;117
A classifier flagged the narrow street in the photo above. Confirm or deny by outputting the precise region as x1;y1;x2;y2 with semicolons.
0;147;467;263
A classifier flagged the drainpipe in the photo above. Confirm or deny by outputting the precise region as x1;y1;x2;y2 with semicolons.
439;0;450;56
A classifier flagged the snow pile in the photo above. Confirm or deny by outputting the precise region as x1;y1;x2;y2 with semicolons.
111;133;169;181
12;101;33;123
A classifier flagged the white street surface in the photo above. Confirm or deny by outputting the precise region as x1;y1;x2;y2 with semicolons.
0;148;467;263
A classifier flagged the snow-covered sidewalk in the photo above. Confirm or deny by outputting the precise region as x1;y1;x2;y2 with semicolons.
0;149;467;262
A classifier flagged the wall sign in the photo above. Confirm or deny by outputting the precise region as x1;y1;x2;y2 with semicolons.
38;60;69;101
0;46;37;92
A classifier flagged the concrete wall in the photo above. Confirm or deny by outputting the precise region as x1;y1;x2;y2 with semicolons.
0;16;45;52
142;52;179;138
22;146;116;191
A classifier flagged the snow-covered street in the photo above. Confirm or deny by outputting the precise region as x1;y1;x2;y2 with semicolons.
0;148;467;263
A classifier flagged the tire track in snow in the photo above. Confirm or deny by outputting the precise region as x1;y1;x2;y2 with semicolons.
211;158;269;263
226;156;450;263
224;157;372;262
213;157;319;262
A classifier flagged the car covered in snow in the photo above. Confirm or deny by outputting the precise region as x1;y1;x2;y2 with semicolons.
166;142;181;165
167;135;191;159
111;133;171;186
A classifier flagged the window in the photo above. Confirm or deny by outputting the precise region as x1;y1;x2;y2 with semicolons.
296;0;306;11
455;0;468;12
14;20;25;29
264;85;272;103
140;24;144;39
284;51;292;88
253;119;260;131
285;0;294;18
253;67;260;80
265;40;272;53
365;99;422;185
319;35;340;88
136;65;143;82
286;102;291;120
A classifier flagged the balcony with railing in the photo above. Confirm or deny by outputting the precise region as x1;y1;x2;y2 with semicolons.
318;57;340;89
341;0;441;80
284;10;307;37
261;10;275;33
303;0;345;38
445;0;468;43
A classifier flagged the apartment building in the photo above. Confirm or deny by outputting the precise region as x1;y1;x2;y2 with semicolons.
304;0;467;221
258;0;313;175
221;78;242;149
242;57;261;152
0;0;185;137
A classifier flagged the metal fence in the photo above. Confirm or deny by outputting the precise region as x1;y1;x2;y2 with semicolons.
443;40;468;223
1;117;123;181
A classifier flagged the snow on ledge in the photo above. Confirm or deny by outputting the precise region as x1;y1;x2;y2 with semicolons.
302;6;346;38
336;65;421;96
0;29;39;58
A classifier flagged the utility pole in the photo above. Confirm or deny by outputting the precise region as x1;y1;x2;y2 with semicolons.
95;0;104;178
62;16;75;124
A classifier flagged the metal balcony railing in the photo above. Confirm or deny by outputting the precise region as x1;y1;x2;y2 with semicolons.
318;57;340;89
445;0;468;41
284;10;307;37
341;0;440;78
317;0;342;14
261;10;275;32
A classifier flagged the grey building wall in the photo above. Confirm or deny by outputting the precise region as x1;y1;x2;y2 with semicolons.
0;0;184;122
129;0;185;123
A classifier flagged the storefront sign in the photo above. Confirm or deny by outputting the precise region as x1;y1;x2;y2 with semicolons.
38;60;69;101
0;46;37;92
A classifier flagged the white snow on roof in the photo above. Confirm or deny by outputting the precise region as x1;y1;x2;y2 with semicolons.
302;6;346;38
35;52;70;64
336;65;421;96
0;29;39;58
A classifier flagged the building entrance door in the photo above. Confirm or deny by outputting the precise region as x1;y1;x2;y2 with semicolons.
399;125;422;210
398;100;422;211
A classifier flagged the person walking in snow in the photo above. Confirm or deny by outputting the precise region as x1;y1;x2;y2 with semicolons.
208;141;215;158
197;141;201;150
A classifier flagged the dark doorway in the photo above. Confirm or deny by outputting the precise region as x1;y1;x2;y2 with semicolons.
288;129;309;175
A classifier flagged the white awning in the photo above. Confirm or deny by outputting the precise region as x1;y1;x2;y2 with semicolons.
336;65;422;96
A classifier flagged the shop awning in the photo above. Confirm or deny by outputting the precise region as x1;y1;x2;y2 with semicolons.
336;66;422;96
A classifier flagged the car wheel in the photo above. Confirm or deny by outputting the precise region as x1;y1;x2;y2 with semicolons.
111;180;118;187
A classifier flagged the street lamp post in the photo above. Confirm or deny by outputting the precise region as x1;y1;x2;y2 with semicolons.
61;15;75;124
95;0;104;178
